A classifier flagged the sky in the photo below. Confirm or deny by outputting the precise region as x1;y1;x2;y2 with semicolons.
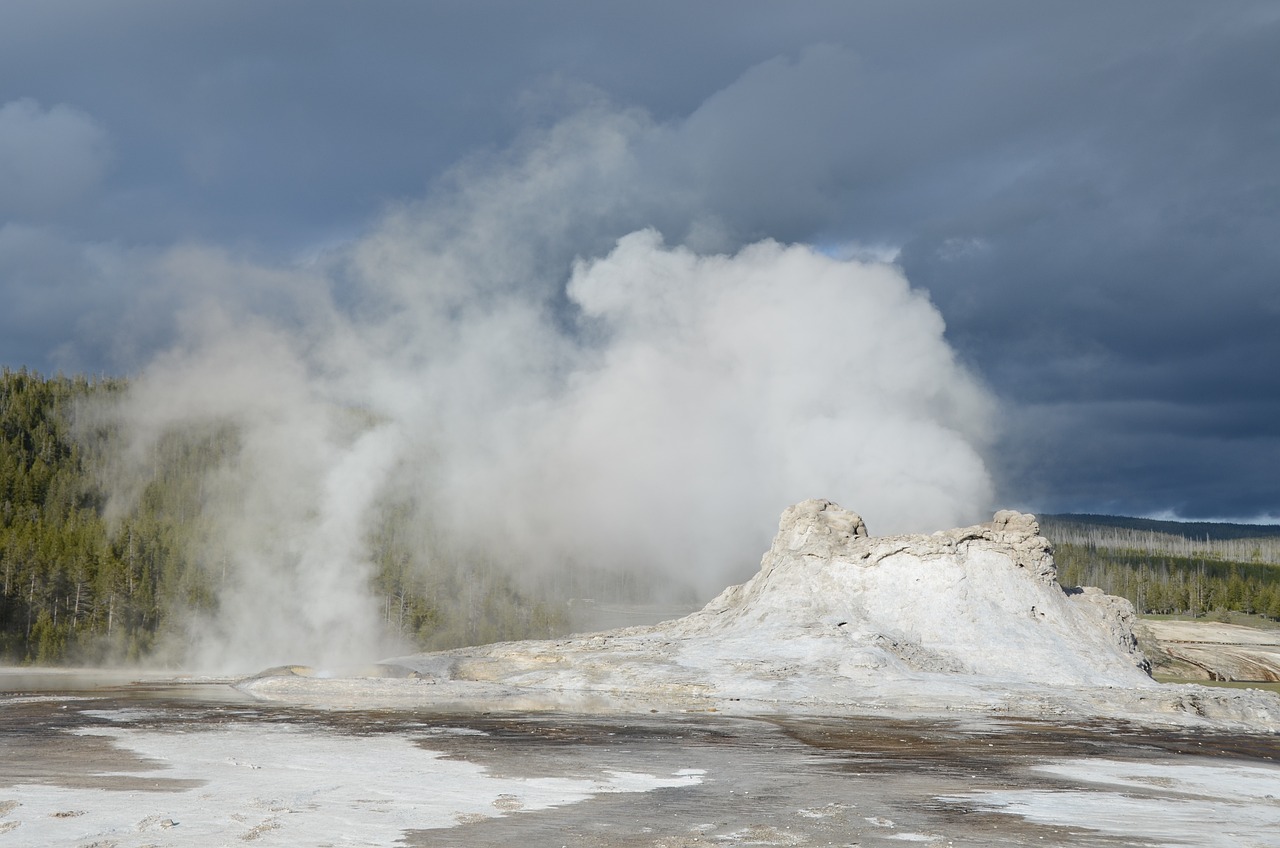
1;0;1278;523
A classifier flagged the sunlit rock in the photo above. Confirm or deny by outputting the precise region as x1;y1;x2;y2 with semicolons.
240;500;1280;730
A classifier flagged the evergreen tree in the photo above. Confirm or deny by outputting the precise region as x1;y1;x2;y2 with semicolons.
0;368;568;665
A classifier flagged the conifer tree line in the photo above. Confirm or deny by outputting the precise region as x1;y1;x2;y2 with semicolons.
1041;518;1280;621
1044;519;1280;566
0;368;575;666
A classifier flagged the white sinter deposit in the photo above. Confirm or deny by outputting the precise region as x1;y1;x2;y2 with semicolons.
241;500;1280;730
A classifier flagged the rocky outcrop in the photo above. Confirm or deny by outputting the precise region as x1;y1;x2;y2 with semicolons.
676;499;1151;685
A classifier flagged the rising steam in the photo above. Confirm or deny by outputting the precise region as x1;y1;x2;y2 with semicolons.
103;104;995;672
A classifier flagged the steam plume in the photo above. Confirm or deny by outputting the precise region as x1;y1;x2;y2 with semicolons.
105;105;995;672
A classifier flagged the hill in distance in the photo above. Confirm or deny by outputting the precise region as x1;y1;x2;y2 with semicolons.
1043;514;1280;542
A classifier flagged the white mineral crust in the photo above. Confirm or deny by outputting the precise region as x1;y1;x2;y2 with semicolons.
241;500;1280;730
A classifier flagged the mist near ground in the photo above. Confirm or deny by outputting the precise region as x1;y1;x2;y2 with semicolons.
98;105;996;672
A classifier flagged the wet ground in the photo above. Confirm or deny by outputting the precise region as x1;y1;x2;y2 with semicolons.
1;671;1278;847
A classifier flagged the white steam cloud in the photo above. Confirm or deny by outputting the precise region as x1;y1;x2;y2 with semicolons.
105;103;995;673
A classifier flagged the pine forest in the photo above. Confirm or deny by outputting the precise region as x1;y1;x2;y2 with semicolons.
0;368;574;665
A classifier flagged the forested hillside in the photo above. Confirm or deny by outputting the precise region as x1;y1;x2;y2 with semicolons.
0;369;134;663
0;368;574;666
1041;515;1280;620
1046;513;1280;543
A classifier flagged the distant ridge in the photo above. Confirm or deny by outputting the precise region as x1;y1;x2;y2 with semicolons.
1042;513;1280;542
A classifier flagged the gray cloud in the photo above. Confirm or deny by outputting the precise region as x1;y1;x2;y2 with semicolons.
0;99;110;219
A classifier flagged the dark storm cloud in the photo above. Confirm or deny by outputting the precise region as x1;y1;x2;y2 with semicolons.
0;0;1276;520
0;0;836;247
888;6;1280;519
1008;401;1280;521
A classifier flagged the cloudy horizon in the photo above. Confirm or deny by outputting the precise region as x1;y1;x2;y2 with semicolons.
2;1;1278;524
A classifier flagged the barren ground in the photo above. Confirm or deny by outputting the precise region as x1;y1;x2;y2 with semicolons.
1140;619;1280;684
2;671;1279;847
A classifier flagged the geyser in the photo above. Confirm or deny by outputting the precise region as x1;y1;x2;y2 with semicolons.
100;106;996;673
242;501;1280;731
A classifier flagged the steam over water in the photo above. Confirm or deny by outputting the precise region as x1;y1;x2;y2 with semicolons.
101;106;996;672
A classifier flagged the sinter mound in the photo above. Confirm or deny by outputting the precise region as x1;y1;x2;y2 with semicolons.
241;500;1280;730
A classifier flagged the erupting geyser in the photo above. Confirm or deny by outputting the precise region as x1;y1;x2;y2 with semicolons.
241;500;1280;730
